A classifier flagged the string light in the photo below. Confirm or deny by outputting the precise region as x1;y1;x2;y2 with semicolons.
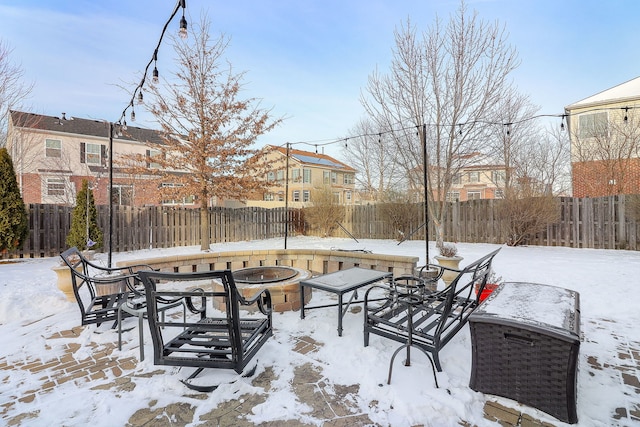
152;50;159;84
116;0;187;125
276;104;638;154
131;109;136;122
179;0;188;40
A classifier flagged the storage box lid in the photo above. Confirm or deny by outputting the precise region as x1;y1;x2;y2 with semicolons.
470;282;580;341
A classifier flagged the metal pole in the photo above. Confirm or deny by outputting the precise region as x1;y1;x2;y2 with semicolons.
421;123;430;263
108;122;114;268
284;143;290;249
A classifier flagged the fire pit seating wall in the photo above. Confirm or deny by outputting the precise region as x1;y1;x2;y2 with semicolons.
117;249;419;312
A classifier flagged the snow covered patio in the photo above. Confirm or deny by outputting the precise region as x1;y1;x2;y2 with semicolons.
1;237;639;426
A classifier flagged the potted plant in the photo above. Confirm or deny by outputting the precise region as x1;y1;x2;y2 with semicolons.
476;270;503;302
435;242;463;286
52;252;83;302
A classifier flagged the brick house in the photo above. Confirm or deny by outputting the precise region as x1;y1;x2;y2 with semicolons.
410;152;507;202
240;145;357;208
565;77;640;197
6;110;191;207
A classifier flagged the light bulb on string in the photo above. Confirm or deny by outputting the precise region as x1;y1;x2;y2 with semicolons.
179;0;188;38
152;49;159;84
560;115;565;131
131;109;136;122
137;91;144;105
122;120;127;131
179;15;188;39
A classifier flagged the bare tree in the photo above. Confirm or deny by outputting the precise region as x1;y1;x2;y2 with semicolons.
0;40;33;147
570;109;640;196
342;118;403;201
361;2;520;247
142;14;283;250
8;111;79;205
303;185;345;237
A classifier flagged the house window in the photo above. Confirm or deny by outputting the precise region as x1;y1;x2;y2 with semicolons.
452;173;462;185
492;170;505;183
85;143;101;164
276;170;284;182
495;189;504;199
264;193;274;201
331;171;337;184
467;190;482;200
45;139;61;158
292;169;301;182
148;149;162;169
293;190;300;202
161;183;194;205
468;171;480;183
46;178;65;196
579;112;608;139
303;190;310;202
446;191;460;202
267;171;275;181
323;171;330;184
345;191;352;202
112;185;133;206
343;174;354;184
303;168;311;183
333;192;340;203
277;191;284;201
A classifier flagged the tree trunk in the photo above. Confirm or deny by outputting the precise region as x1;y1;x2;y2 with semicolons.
200;199;210;251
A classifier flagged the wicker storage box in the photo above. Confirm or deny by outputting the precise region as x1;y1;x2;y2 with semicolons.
469;282;580;424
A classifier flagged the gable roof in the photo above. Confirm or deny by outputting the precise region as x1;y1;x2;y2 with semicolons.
9;110;166;144
270;145;356;172
565;76;640;110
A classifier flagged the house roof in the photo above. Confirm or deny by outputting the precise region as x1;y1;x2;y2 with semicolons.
565;76;640;110
270;145;356;172
9;110;166;144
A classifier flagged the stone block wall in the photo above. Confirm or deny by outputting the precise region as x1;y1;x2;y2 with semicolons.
118;249;419;312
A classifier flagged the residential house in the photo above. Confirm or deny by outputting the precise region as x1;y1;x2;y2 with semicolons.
565;76;640;197
241;145;357;208
410;152;506;202
6;110;187;207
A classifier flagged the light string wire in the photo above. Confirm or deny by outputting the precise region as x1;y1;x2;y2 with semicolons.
115;0;186;127
280;104;640;151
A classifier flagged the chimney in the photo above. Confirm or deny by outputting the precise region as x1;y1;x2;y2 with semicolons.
61;112;66;120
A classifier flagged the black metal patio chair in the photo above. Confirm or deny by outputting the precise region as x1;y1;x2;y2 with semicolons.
364;248;501;378
138;269;273;392
60;247;185;361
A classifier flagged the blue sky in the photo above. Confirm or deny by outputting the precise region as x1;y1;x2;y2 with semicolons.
1;0;640;158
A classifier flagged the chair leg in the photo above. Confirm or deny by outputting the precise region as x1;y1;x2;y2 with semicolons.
117;306;124;351
138;313;144;361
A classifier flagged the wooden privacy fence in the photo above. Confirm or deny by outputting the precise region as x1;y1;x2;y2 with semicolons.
6;195;640;259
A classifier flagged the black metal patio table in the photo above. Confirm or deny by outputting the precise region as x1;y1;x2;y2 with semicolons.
299;267;392;336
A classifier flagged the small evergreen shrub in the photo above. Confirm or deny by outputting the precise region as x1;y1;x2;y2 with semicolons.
0;148;29;253
66;180;103;251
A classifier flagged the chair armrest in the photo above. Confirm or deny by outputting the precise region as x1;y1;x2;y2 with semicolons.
238;288;272;315
184;288;207;315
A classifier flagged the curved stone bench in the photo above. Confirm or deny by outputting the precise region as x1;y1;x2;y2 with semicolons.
118;249;418;312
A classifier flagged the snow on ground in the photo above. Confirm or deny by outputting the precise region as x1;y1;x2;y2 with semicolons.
1;236;639;426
